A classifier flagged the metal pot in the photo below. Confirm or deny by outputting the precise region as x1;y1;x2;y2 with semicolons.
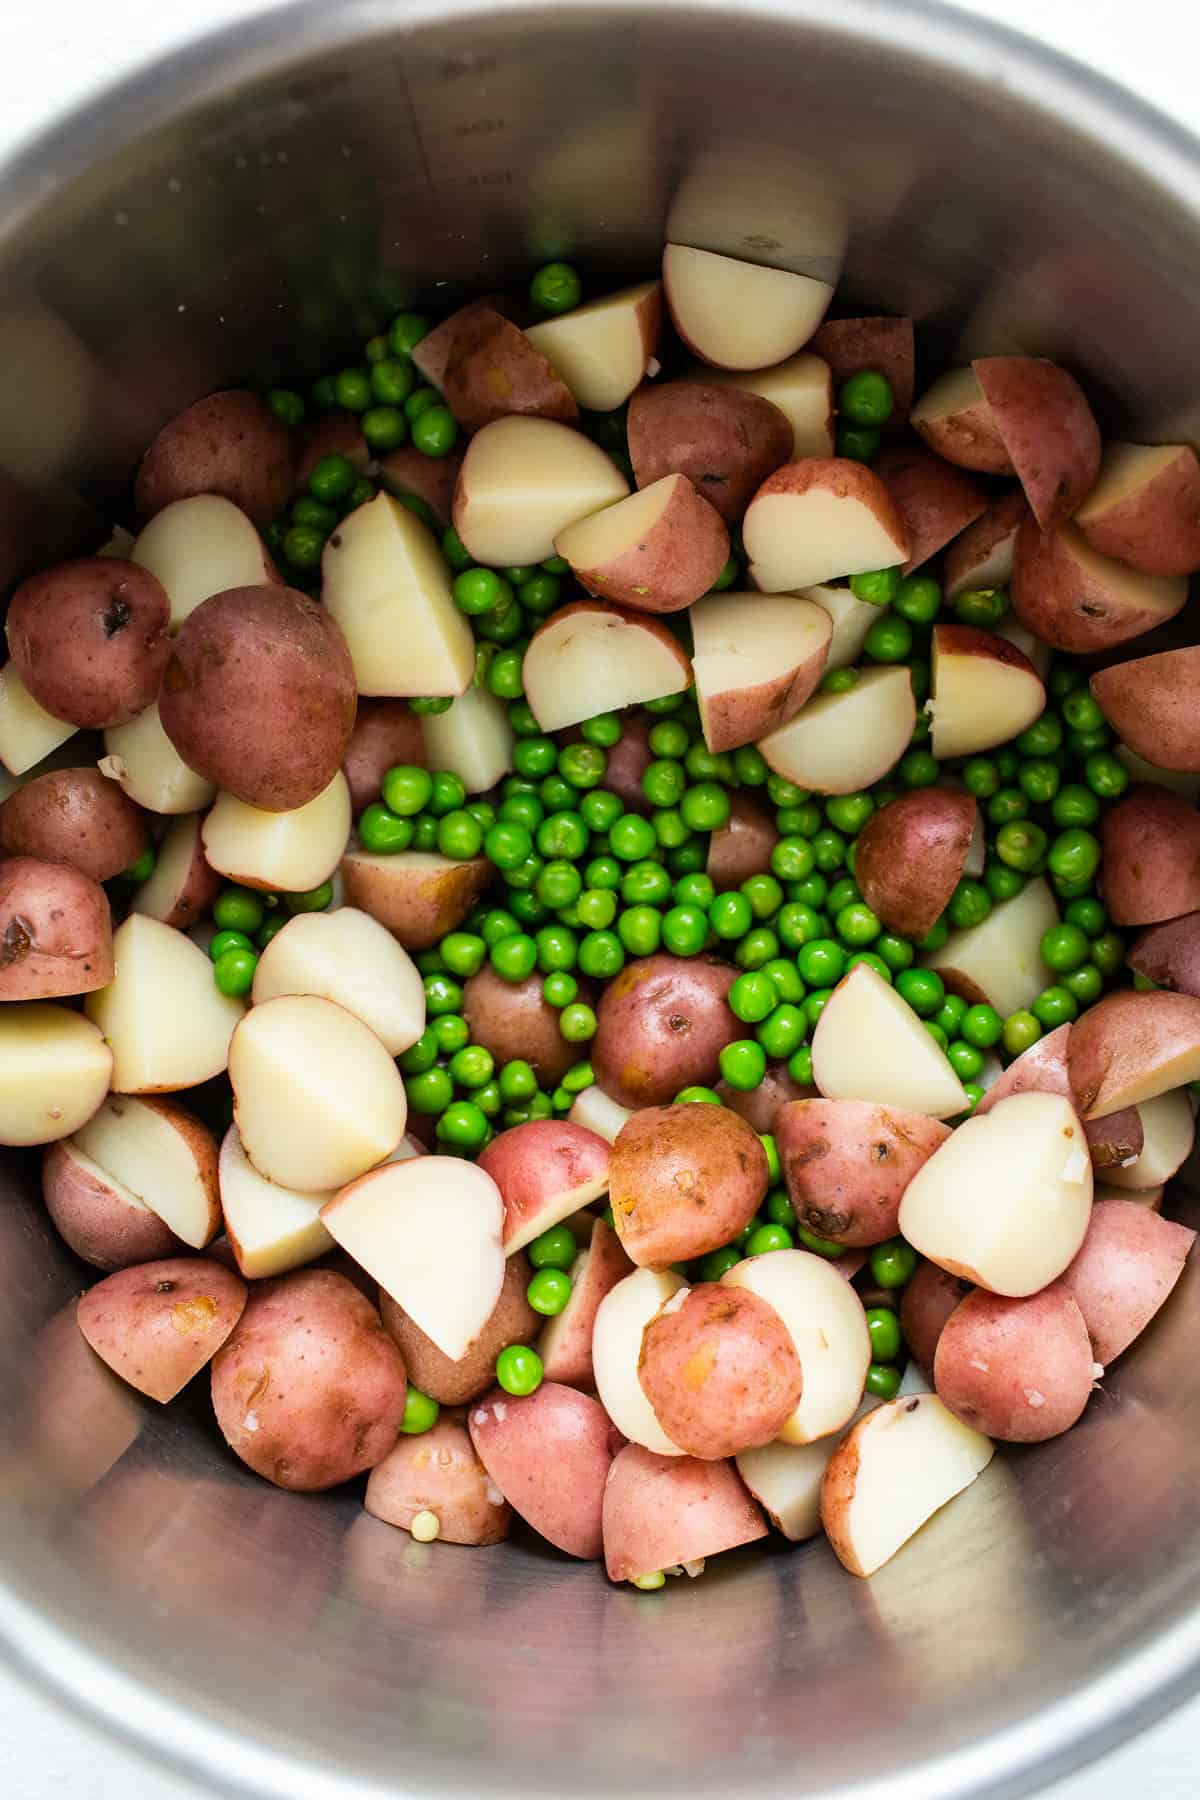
2;3;1199;1796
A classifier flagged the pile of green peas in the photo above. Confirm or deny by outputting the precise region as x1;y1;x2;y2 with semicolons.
205;880;334;996
357;762;490;862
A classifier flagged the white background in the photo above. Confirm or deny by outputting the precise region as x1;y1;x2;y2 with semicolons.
0;0;1197;1793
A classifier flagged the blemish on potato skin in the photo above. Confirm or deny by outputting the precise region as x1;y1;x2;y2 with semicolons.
171;1294;218;1334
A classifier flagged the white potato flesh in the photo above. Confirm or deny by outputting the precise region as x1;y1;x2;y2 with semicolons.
745;488;910;594
995;616;1051;680
821;1394;994;1577
202;771;351;893
522;605;691;733
525;281;661;412
101;702;216;814
963;806;987;878
73;1095;218;1248
691;354;835;458
553;476;680;572
803;584;880;671
218;1125;334;1280
723;1250;871;1444
567;1085;634;1144
453;416;629;568
99;525;135;558
129;814;207;926
0;1003;112;1145
924;877;1059;1018
85;915;244;1094
691;593;832;747
420;679;514;795
0;665;75;776
911;365;989;434
229;994;407;1192
251;906;425;1057
663;245;832;370
929;631;1046;759
1076;442;1186;520
758;667;915;796
131;495;274;630
899;1091;1093;1295
735;1427;858;1543
812;961;968;1118
321;1156;505;1361
321;493;475;697
592;1267;686;1455
1103;1089;1196;1189
1116;747;1200;803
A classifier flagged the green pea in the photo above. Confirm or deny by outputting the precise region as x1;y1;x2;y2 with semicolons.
213;948;257;997
934;994;968;1037
1033;985;1078;1029
736;926;779;971
527;1267;573;1315
507;700;540;737
388;312;431;357
962;757;1000;799
480;909;521;948
433;809;481;862
756;1003;807;1059
267;387;306;428
985;861;1025;903
510;890;549;928
675;1086;723;1105
213;887;265;934
780;800;823;838
408;695;453;717
811;828;847;873
333;366;372;412
585;855;622;891
953;587;1007;627
451;567;504;616
495;1344;543;1396
869;1238;918;1289
529;261;582;314
745;1223;794;1256
281;524;325;569
398;1027;439;1075
734;745;768;786
718;1039;767;1091
838;424;882;462
768;836;814;884
406;1066;454;1114
1089;932;1125;980
410;814;440;852
578;930;624;980
1052;783;1101;829
661;903;709;957
361;404;408;452
698;1246;742;1282
641;759;686;809
1018;759;1060;807
490;934;538;982
762;1186;793;1229
741;873;784;921
897;749;940;789
674;873;715;909
448;1044;494;1090
788;1046;814;1086
400;1388;440;1435
837;902;881;946
608;814;657;862
534;921;578;971
1062;963;1103;1005
866;1363;902;1399
766;773;806;808
1062;689;1106;734
797;938;844;986
1039;922;1089;975
535;810;588;861
517;573;561;616
424;975;464;1019
730;971;778;1024
579;790;622;835
209;928;254;962
825;792;875;836
484;821;533;871
1048;827;1101;886
706;891;751;942
793;1223;845;1258
919;917;950;951
875;932;914;973
995;820;1048;872
820;668;858;695
866;1306;902;1362
894;574;942;623
370;357;416;407
291;496;338;533
616;906;661;957
947;880;991;931
839;369;895;425
893;967;943;1017
513;736;557;780
436;1099;489;1149
1084;750;1128;800
680;782;731;833
924;1021;948;1051
1063;896;1106;938
759;959;802;1005
958;1003;1002;1049
864;613;913;663
774;901;820;951
495;1060;536;1106
946;1038;984;1080
435;932;483;980
987;788;1029;827
1002;1009;1042;1055
557;1002;595;1043
412;405;459;457
849;566;902;606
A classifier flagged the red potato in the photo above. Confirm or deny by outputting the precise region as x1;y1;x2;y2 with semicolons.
758;666;916;796
0;768;147;883
365;1418;511;1546
609;1103;768;1266
943;489;1029;598
71;1093;221;1249
469;1381;618;1559
478;1119;611;1254
715;1062;815;1133
626;383;792;527
0;1002;113;1147
159;585;357;813
78;1256;247;1403
691;592;831;752
1075;442;1200;576
341;700;426;813
340;848;492;952
742;457;910;593
933;1284;1096;1441
1059;1199;1195;1366
129;813;221;932
538;1218;633;1388
706;790;780;890
602;1442;767;1583
525;280;662;414
376;443;464;529
591;952;738;1109
775;1098;950;1248
900;1261;973;1374
130;495;278;633
923;876;1059;1020
809;314;915;421
690;353;835;460
812;960;968;1119
1069;990;1200;1118
380;1253;538;1406
252;905;424;1057
6;558;170;729
1091;649;1200;773
85;914;244;1096
911;367;1014;474
854;788;976;942
973;1024;1143;1170
41;1139;183;1271
553;474;728;615
873;444;987;573
294;412;369;492
1010;516;1187;654
972;356;1101;529
0;856;112;999
522;601;691;734
637;1282;804;1459
411;295;513;391
1129;912;1200;996
929;624;1045;760
1098;784;1200;926
135;389;296;528
662;244;832;371
442;308;579;431
211;1269;408;1491
462;964;586;1090
453;416;629;569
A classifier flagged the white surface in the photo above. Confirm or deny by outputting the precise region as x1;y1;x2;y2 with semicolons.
0;0;1199;1793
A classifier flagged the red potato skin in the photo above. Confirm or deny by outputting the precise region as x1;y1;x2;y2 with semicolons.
775;1098;951;1247
293;413;369;492
341;700;427;813
77;1256;247;1404
7;558;171;730
1091;650;1200;774
1059;1199;1196;1366
1129;912;1200;996
974;1024;1143;1169
601;1443;767;1583
42;1141;183;1271
1098;784;1200;926
748;456;911;562
477;1119;611;1249
627;383;792;526
973;357;1101;529
706;790;779;890
1010;515;1187;655
135;389;297;528
1077;445;1200;577
1068;989;1200;1120
411;295;512;392
873;444;987;574
364;1418;512;1546
211;1270;408;1491
900;1260;973;1374
462;965;591;1089
913;383;1013;475
442;309;579;431
809;315;915;421
377;444;465;528
538;1219;633;1388
380;1253;538;1405
341;851;491;952
609;1103;768;1266
715;1061;815;1133
140;820;222;931
934;1283;1095;1442
637;1283;804;1459
468;1381;619;1560
563;478;729;615
592;952;738;1108
943;489;1029;599
0;856;112;999
0;769;148;884
854;788;976;942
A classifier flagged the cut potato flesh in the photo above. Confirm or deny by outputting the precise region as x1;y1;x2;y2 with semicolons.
924;876;1058;1018
129;813;213;929
525;281;661;413
85;914;244;1094
812;960;968;1118
723;1249;871;1444
321;493;475;697
102;702;216;814
898;1091;1093;1295
691;593;831;751
218;1125;334;1280
1102;1089;1195;1190
592;1268;686;1456
0;665;75;776
74;1095;218;1249
735;1436;838;1543
131;494;273;630
929;625;1045;759
758;667;915;796
567;1085;633;1144
202;772;351;893
663;245;832;370
453;416;629;568
745;485;910;593
522;603;690;733
0;1003;112;1145
803;584;880;672
691;354;835;458
251;906;425;1056
420;679;514;795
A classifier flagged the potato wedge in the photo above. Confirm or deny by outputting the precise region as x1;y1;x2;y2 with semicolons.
874;444;987;573
365;1418;512;1546
776;1098;950;1247
537;1218;633;1388
252;905;424;1056
78;1257;247;1404
663;244;832;370
610;1102;767;1266
202;772;351;894
0;767;147;883
525;280;662;413
522;601;691;733
602;1443;767;1583
706;790;780;890
803;583;881;671
73;1093;220;1249
923;876;1059;1017
218;1124;334;1281
102;702;216;814
1129;911;1200;996
1068;990;1200;1118
379;1251;536;1407
758;666;915;795
341;699;426;814
812;960;968;1118
972;356;1100;528
0;856;112;1000
928;624;1045;760
0;1003;112;1145
685;352;835;459
1011;516;1187;655
85;914;244;1094
128;813;220;931
442;308;578;431
691;591;831;752
0;666;75;777
1098;784;1200;926
470;1381;617;1560
478;1118;611;1254
743;457;910;593
340;848;492;952
933;1284;1095;1441
627;383;791;527
1076;442;1200;576
1059;1199;1195;1364
453;416;629;567
130;494;276;630
853;788;976;942
593;1267;686;1455
1091;649;1200;774
420;679;514;795
638;1281;804;1460
809;315;915;422
42;1139;183;1271
135;389;295;527
722;1249;871;1444
943;489;1028;599
554;474;728;615
911;367;1013;474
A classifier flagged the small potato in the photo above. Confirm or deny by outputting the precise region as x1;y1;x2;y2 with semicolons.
854;788;976;942
128;813;221;931
972;356;1100;529
601;1443;766;1584
442;308;578;430
900;1260;973;1374
0;767;147;883
943;488;1028;599
1076;442;1200;578
911;367;1013;473
776;1098;951;1247
973;1023;1143;1171
0;856;112;999
0;1002;112;1145
252;905;424;1057
522;602;691;733
412;295;512;392
934;1283;1095;1441
691;591;832;752
873;444;987;573
478;1118;611;1253
555;473;729;616
469;1381;618;1560
1011;516;1187;655
706;790;779;890
72;1093;221;1249
341;700;426;813
743;458;911;593
78;1256;247;1403
211;1269;408;1491
340;848;492;952
1091;649;1200;775
462;964;585;1089
365;1418;511;1546
591;952;737;1108
85;914;244;1096
130;494;279;632
6;558;170;729
1059;1199;1195;1366
159;585;357;812
538;1218;633;1389
1069;989;1200;1118
380;1253;538;1406
610;1103;768;1266
202;772;351;895
1129;912;1200;995
42;1139;183;1271
627;383;792;526
809;315;915;421
637;1282;803;1459
135;388;296;527
1098;784;1200;927
377;443;465;529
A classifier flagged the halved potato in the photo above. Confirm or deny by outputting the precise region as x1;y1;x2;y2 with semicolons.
537;1218;633;1388
453;416;629;567
252;906;425;1056
722;1249;871;1445
592;1267;686;1456
662;244;832;370
809;314;915;421
73;1093;221;1249
0;855;112;1000
854;788;976;942
342;699;426;814
811;960;968;1118
0;1003;112;1145
84;914;244;1094
522;601;691;733
202;771;351;894
377;444;463;530
471;1382;617;1561
130;494;275;630
365;1418;511;1547
1091;649;1200;774
101;701;217;814
743;457;910;593
1075;442;1200;576
0;666;75;777
1101;1089;1195;1191
928;624;1045;760
691;592;831;753
758;667;915;798
923;876;1059;1018
1098;783;1200;926
933;1283;1095;1441
911;367;1014;473
1068;990;1200;1118
478;1118;611;1255
129;813;221;931
627;383;792;527
706;790;780;889
1059;1199;1196;1364
972;356;1101;529
685;353;835;459
218;1124;335;1281
554;474;728;615
874;444;987;573
525;280;662;412
1010;517;1187;655
420;677;514;794
42;1139;183;1271
776;1098;950;1247
77;1257;247;1404
602;1442;767;1583
441;308;578;431
943;489;1028;599
340;848;493;952
802;583;880;671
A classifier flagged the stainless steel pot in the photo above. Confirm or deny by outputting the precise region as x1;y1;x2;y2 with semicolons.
3;3;1200;1796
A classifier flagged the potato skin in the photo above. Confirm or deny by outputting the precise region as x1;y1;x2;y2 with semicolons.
1128;912;1200;996
1059;1199;1195;1366
601;1442;766;1582
972;356;1100;530
854;788;976;943
377;444;465;529
78;1256;247;1404
562;475;729;615
0;769;148;883
379;1253;537;1405
900;1259;972;1374
776;1098;951;1247
627;383;791;526
638;1282;803;1459
0;856;112;999
1011;515;1185;655
442;309;578;431
1091;649;1200;774
365;1417;512;1545
1068;989;1200;1119
462;965;589;1089
610;1103;768;1266
592;952;738;1108
341;850;492;952
810;315;915;422
342;700;426;813
469;1380;618;1559
7;558;171;729
211;1269;408;1490
706;790;779;890
874;444;987;574
934;1283;1094;1441
159;585;357;812
715;1060;814;1133
1098;784;1200;926
136;389;297;527
42;1139;182;1270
